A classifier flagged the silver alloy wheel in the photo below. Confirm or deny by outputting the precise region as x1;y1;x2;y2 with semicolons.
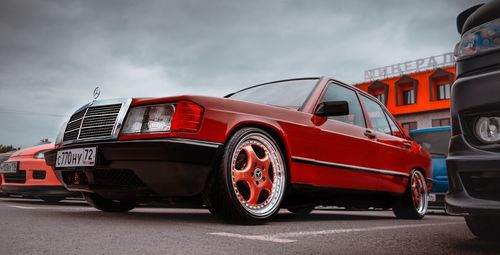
230;133;286;217
411;171;428;215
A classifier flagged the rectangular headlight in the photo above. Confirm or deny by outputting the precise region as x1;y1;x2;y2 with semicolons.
121;104;175;134
455;18;500;60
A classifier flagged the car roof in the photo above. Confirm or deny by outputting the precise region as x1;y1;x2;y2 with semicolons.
409;126;451;135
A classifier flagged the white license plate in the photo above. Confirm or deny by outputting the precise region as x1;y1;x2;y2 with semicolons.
0;161;18;173
56;147;97;168
428;193;437;202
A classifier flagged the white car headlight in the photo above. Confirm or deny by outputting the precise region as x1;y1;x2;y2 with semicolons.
474;117;500;144
121;104;175;134
455;18;500;60
34;150;49;159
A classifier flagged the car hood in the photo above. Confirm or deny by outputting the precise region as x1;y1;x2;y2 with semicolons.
10;144;55;157
131;95;303;115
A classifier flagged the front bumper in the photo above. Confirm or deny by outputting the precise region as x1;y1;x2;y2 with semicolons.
1;185;77;198
45;138;222;200
446;65;500;215
446;147;500;215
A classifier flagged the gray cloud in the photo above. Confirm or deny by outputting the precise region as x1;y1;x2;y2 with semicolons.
0;0;482;147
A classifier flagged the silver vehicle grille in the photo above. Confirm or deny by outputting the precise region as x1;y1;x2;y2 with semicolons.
63;99;131;144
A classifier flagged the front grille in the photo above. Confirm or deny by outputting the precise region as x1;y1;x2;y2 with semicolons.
461;171;500;202
32;170;46;180
62;169;145;187
63;102;126;143
4;171;26;184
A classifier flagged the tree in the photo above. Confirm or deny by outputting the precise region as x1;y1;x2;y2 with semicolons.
0;145;16;153
37;138;51;145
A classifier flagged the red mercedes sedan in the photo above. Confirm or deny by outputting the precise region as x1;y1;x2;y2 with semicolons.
45;77;431;224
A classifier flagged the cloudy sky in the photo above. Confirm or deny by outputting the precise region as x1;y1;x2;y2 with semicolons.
0;0;481;147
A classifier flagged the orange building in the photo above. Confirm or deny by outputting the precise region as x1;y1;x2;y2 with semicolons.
354;54;455;131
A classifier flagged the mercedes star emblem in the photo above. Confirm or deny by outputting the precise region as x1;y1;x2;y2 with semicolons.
93;87;101;100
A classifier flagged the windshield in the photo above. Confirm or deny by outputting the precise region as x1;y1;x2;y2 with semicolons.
410;130;451;156
228;79;319;109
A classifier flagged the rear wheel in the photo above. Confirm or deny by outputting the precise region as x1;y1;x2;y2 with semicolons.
82;193;136;213
393;170;428;219
465;215;500;240
208;128;287;225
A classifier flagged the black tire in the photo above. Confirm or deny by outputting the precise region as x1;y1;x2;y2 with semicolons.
393;170;428;219
82;193;136;213
40;196;64;203
287;205;315;215
465;215;500;240
208;127;287;225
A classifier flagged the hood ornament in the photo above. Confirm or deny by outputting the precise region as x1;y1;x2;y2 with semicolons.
89;86;100;106
93;87;101;100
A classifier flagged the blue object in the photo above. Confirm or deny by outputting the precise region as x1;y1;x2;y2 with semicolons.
410;126;451;194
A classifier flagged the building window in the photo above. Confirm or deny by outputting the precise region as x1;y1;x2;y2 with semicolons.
368;81;389;106
396;76;418;106
403;89;416;105
429;68;454;101
432;118;450;127
437;83;451;100
401;121;418;131
375;93;385;104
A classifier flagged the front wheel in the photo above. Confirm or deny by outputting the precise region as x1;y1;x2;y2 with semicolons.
208;128;287;225
393;170;428;219
82;193;136;213
465;215;500;240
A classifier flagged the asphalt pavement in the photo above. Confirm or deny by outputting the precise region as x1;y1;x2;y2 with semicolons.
0;197;499;255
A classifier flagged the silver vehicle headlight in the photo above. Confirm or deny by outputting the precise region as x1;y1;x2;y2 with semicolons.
55;121;68;148
121;104;175;134
455;18;500;60
475;117;500;144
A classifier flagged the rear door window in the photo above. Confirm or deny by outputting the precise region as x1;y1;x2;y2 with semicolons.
360;95;391;134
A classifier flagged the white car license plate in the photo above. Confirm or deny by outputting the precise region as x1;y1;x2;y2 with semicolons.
428;193;437;202
56;147;97;168
0;161;18;173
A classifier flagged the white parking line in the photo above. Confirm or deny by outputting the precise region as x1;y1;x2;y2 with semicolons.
209;222;463;243
7;205;41;210
6;205;89;211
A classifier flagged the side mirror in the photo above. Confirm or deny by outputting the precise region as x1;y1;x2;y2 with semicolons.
315;101;349;117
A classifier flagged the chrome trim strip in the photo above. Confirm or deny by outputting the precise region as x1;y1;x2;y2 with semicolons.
112;98;133;140
166;138;223;148
60;138;223;149
291;156;410;178
76;108;89;141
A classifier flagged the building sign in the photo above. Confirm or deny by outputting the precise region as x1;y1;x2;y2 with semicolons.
364;52;455;81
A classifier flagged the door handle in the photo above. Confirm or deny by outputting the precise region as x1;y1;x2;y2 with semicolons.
364;130;377;139
403;141;412;148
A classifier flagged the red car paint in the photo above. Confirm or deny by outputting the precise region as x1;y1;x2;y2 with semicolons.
119;77;432;194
